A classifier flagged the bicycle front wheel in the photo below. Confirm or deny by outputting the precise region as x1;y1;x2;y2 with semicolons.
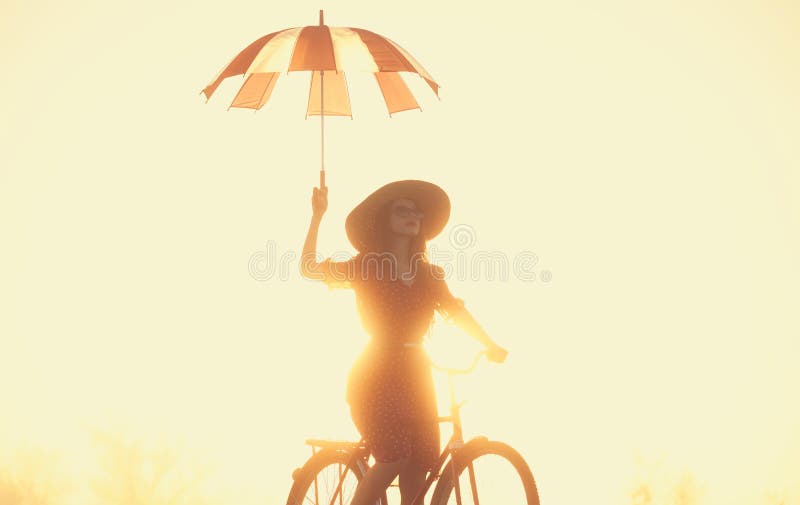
286;449;387;505
430;439;540;505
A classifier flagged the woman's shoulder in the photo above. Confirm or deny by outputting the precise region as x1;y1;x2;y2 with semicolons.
318;252;365;289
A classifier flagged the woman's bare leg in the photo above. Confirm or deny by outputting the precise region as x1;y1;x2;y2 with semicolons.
399;462;427;505
350;459;407;505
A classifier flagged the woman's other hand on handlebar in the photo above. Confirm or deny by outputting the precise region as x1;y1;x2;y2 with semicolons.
486;343;508;363
312;186;328;217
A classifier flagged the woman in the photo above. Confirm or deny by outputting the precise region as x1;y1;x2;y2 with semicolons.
301;180;508;505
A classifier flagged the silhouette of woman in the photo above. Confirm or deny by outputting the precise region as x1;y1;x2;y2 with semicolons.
301;180;508;505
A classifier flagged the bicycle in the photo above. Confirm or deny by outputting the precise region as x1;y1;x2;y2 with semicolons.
285;351;540;505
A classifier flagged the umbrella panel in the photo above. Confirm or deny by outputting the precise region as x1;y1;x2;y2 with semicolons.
306;70;352;117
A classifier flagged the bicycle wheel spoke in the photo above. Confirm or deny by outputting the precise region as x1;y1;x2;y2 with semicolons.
327;464;350;505
298;461;360;505
433;443;538;505
463;454;526;505
339;463;344;505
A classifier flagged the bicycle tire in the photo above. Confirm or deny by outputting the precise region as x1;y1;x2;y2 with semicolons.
286;449;389;505
430;438;540;505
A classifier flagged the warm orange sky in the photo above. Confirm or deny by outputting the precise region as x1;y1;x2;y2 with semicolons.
2;1;799;505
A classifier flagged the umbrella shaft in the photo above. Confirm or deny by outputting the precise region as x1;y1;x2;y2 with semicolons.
320;69;325;188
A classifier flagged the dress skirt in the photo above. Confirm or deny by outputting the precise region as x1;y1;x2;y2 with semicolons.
346;342;440;471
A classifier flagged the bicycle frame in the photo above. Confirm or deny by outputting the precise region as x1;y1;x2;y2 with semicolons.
308;405;472;505
408;361;475;505
303;352;489;505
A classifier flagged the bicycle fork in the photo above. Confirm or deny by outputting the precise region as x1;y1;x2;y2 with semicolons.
446;372;480;505
451;460;481;505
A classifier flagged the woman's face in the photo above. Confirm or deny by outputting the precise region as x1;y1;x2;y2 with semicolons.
389;198;423;238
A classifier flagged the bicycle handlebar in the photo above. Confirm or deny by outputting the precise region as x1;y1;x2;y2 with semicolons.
429;350;487;376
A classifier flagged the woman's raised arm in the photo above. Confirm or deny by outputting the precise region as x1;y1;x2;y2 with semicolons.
301;185;328;279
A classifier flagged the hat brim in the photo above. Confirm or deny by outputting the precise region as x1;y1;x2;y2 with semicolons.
345;180;451;253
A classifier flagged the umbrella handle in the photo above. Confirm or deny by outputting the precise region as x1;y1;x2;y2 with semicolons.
320;170;326;189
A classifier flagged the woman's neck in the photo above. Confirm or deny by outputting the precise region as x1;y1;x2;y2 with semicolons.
388;235;411;270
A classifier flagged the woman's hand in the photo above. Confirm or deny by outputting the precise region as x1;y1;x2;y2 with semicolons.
486;343;508;364
312;186;328;218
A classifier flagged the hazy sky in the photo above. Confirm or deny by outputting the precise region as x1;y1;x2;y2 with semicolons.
2;1;799;505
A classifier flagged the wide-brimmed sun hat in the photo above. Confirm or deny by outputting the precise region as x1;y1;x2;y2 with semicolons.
345;180;451;253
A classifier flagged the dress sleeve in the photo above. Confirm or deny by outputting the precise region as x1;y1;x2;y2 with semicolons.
430;264;467;320
316;254;362;290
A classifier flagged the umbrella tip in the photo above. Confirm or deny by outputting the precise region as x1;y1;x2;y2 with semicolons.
319;10;324;25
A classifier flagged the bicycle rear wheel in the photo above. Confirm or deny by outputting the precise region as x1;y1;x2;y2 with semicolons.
430;439;540;505
286;449;388;505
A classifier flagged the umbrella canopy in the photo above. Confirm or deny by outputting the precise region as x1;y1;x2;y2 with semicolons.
202;11;440;117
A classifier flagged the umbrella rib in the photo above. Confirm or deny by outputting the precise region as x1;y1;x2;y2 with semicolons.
374;72;422;117
343;72;353;119
256;73;278;110
203;28;290;99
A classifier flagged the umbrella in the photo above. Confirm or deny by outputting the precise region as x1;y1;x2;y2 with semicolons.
201;10;441;188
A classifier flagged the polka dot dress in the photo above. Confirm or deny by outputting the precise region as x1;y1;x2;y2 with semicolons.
320;255;465;471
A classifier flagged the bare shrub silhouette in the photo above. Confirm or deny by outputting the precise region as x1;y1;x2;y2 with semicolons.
629;455;705;505
0;446;71;505
0;472;23;505
89;428;217;505
630;481;653;505
764;490;787;505
671;472;703;505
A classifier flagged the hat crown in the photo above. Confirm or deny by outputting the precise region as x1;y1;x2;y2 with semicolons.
345;180;450;253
